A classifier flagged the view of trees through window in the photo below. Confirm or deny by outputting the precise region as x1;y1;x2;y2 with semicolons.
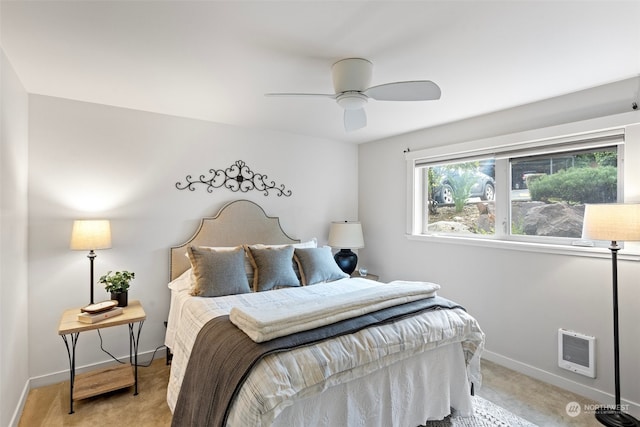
510;147;617;239
421;146;618;240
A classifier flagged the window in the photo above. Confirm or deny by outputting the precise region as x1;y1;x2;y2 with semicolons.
418;159;496;235
510;147;617;240
408;127;625;249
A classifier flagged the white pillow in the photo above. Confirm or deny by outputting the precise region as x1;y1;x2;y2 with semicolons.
249;238;317;250
168;268;193;292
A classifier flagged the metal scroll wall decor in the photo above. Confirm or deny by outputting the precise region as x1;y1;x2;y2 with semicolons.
176;160;292;197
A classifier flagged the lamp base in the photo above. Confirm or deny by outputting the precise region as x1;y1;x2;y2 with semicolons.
334;249;357;275
596;408;640;427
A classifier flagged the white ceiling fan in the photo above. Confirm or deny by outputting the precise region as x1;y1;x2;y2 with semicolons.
266;58;441;132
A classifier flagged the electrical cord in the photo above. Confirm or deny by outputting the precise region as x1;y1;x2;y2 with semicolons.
96;329;165;367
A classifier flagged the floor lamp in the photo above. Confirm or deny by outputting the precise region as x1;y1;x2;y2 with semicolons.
582;203;640;427
70;219;112;305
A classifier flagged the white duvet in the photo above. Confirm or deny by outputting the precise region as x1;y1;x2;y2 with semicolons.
230;280;440;342
165;275;484;426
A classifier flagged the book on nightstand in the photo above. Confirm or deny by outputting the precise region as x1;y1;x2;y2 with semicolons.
77;307;124;324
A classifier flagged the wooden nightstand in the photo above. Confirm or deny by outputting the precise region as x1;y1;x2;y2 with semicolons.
57;300;146;414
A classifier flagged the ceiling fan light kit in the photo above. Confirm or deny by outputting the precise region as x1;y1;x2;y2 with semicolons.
266;57;441;132
336;92;368;110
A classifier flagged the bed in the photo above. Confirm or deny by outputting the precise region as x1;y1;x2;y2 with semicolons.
165;200;485;427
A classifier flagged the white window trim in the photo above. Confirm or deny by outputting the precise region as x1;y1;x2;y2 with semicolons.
405;233;640;262
405;111;640;259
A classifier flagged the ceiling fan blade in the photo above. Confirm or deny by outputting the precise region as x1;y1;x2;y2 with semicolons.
265;93;336;99
344;108;367;132
364;81;441;101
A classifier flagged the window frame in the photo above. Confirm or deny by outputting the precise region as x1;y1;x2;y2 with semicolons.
405;112;640;260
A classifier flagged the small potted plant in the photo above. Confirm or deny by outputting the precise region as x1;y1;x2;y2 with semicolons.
99;270;135;307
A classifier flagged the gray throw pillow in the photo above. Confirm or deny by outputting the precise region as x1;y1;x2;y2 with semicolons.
294;247;349;285
187;246;251;297
246;245;300;291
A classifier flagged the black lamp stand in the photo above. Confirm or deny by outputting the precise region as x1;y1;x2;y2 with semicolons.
596;241;639;427
87;249;96;305
334;248;358;275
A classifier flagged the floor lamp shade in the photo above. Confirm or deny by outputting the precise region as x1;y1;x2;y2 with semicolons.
582;203;640;242
582;203;640;427
328;221;364;275
70;220;112;304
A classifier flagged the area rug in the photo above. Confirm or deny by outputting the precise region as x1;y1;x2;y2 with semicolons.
424;395;538;427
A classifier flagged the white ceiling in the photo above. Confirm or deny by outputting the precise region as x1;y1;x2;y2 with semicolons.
2;1;639;144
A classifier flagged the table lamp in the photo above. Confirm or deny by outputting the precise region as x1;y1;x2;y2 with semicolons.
70;219;112;304
328;221;364;275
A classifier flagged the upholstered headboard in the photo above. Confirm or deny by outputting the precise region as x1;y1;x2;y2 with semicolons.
170;200;299;280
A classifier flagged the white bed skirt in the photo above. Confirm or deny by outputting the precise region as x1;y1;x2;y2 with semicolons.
252;343;472;427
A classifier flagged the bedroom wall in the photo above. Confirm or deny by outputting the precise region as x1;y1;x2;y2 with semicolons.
27;95;358;385
0;49;30;426
358;77;640;416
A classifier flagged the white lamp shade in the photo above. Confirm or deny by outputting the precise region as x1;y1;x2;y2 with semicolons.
70;220;112;250
582;203;640;242
328;221;364;249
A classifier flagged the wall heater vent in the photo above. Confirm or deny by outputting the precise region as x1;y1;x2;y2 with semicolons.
558;328;596;378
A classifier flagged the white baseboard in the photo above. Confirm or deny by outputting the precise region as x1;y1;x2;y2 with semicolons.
11;349;164;426
482;350;640;419
9;381;30;427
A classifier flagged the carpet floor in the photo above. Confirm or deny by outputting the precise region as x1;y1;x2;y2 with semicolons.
18;357;602;426
425;395;536;426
